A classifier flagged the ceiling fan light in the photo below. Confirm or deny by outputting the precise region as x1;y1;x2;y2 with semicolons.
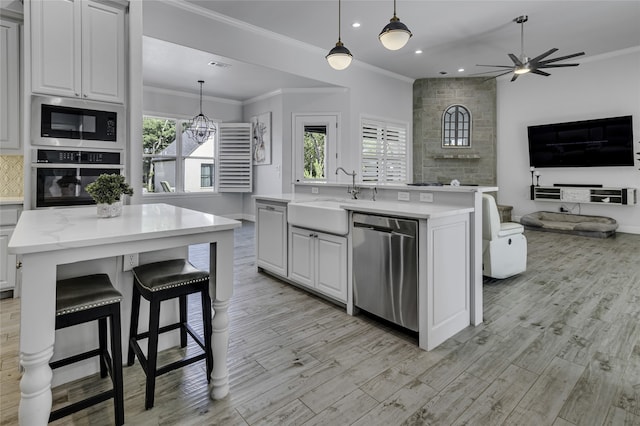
326;41;353;70
514;65;531;75
379;18;412;50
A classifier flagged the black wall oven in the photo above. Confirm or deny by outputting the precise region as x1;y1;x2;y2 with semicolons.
32;149;123;208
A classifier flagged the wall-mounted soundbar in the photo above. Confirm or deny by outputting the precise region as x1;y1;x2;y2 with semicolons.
531;185;637;205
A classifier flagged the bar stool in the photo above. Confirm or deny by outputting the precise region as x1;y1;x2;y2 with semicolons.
51;274;124;425
127;259;213;410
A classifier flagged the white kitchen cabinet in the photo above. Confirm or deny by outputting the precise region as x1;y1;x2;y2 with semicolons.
289;226;347;303
256;201;287;276
31;0;125;103
0;204;22;294
0;19;20;150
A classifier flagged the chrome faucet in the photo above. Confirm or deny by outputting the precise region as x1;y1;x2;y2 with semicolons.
335;167;359;199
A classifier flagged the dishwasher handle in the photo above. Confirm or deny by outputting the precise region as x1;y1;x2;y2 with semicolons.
353;222;416;238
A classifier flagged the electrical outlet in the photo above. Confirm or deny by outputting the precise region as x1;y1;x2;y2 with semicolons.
311;187;319;194
397;191;410;201
420;192;434;202
122;253;139;272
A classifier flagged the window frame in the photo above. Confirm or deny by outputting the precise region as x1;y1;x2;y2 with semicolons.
142;114;217;196
442;104;472;148
292;114;339;183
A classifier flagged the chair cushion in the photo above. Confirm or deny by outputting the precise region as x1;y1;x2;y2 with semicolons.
497;222;525;237
56;274;122;316
132;259;209;292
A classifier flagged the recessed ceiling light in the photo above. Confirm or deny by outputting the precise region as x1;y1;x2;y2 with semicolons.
458;68;465;73
208;61;231;68
352;22;361;28
415;49;423;54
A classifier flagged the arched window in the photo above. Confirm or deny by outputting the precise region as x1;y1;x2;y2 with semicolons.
442;104;471;147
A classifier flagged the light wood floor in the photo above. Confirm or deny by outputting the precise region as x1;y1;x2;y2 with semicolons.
1;222;639;425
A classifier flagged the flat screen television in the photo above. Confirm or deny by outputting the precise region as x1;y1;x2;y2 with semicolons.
527;115;634;168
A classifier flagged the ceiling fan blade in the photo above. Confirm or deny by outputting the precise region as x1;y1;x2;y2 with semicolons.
476;64;514;68
529;48;558;64
510;73;520;82
539;52;585;64
508;53;523;66
470;69;514;76
531;69;551;77
537;63;581;68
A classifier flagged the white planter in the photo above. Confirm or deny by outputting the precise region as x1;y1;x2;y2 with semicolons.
96;201;122;218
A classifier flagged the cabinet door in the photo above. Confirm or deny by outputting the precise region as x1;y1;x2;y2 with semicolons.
256;202;287;276
315;233;347;302
31;0;82;98
288;227;314;289
0;20;20;150
81;0;125;103
0;227;16;291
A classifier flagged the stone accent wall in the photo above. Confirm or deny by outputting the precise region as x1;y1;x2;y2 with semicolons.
413;78;497;185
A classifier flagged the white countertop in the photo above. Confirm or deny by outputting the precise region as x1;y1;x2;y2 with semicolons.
337;200;474;219
9;203;241;255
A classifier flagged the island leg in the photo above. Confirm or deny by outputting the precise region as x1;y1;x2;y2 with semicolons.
208;231;234;400
19;255;57;425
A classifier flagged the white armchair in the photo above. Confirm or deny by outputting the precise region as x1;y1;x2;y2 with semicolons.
482;194;527;279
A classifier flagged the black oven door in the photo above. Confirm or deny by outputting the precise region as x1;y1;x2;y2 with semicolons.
35;167;122;208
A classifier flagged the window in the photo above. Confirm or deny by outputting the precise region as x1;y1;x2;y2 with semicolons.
442;104;471;147
200;164;214;188
293;115;338;182
361;118;409;183
142;116;216;194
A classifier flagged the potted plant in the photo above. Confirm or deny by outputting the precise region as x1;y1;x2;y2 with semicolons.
85;173;134;218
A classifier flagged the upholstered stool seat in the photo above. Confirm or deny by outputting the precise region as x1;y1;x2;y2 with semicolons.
128;259;213;410
51;274;124;425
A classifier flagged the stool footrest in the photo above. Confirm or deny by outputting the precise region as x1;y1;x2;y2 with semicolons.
49;389;114;422
50;348;102;370
156;353;207;377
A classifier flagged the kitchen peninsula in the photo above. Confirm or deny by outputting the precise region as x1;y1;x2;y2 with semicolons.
8;204;240;426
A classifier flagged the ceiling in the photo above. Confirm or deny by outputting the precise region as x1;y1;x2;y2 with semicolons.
143;0;640;101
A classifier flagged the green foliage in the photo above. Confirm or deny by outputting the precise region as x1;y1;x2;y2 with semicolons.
303;131;325;179
85;174;134;204
143;118;175;153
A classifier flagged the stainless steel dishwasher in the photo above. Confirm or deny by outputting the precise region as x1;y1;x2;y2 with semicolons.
352;213;418;331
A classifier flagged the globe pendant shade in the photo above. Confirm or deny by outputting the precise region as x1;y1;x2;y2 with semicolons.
379;19;412;50
326;42;353;70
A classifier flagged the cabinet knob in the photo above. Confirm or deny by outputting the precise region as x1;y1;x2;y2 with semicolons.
75;93;80;97
83;94;88;98
16;261;22;269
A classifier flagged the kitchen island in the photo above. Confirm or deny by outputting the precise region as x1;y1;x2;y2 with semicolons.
8;203;240;426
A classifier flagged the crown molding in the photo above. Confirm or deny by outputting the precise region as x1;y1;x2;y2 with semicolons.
143;85;243;106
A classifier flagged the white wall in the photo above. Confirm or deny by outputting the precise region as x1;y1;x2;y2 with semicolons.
497;48;640;233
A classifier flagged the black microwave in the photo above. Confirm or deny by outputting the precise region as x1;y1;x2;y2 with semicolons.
32;96;125;149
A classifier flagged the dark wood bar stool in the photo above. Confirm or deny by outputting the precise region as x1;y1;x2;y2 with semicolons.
127;259;213;410
51;274;124;425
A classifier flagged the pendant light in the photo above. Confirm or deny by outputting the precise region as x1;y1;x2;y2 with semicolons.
187;80;216;142
326;0;352;70
379;0;412;50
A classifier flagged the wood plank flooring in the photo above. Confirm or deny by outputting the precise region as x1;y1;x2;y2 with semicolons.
1;223;639;425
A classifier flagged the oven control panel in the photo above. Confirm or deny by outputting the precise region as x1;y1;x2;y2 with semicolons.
35;149;121;165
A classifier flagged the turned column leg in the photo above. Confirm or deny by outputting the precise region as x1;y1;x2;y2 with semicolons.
19;347;54;425
210;298;230;399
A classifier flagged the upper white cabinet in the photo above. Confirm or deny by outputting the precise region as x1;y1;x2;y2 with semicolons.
0;19;20;150
31;0;125;104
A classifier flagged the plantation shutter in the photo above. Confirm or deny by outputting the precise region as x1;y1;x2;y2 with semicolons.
216;123;252;192
361;119;408;183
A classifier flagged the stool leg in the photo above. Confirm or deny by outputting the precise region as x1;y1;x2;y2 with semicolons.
145;298;161;410
179;294;188;348
98;317;108;378
201;289;213;382
128;283;142;366
109;305;125;426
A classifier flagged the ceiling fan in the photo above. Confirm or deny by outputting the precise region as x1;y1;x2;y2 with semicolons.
475;15;585;82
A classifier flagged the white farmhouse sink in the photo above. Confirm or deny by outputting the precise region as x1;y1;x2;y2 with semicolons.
287;200;349;235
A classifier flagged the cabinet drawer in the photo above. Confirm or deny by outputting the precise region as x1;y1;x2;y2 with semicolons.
0;207;19;225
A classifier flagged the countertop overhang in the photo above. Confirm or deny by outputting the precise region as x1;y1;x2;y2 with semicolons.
8;203;241;255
